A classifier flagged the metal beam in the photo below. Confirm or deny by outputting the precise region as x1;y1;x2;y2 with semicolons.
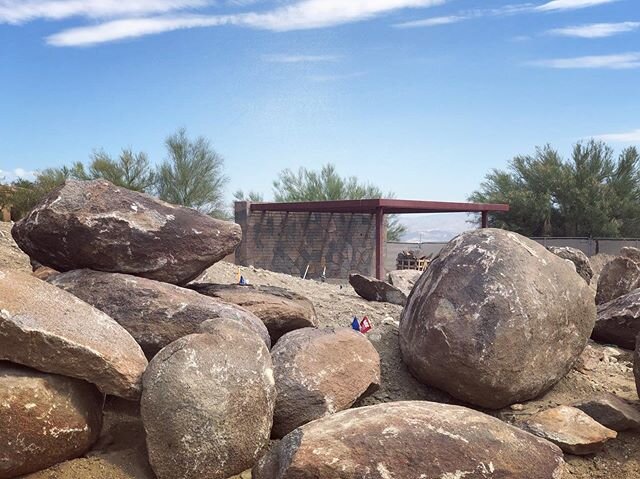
375;207;384;280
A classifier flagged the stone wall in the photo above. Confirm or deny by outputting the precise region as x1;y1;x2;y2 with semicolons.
234;202;376;279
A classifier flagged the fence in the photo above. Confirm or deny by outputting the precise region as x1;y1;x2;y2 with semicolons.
385;237;640;273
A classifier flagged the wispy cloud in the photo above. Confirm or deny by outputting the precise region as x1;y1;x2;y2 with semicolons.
394;0;620;29
47;15;235;47
595;129;640;143
535;0;620;12
546;21;640;38
394;14;469;28
0;0;210;24
262;54;342;63
529;52;640;69
36;0;448;46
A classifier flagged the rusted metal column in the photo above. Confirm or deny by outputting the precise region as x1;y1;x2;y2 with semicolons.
375;207;384;280
481;211;489;228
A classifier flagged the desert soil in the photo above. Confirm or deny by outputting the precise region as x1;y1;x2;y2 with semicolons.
0;224;637;478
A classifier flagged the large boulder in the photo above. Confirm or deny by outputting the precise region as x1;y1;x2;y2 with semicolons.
253;401;565;479
547;246;593;284
400;229;596;409
349;273;407;306
270;328;380;438
189;283;317;342
593;289;640;349
596;257;640;305
49;269;270;356
0;362;104;479
521;405;617;455
387;269;421;296
11;179;241;285
634;335;640;401
141;321;276;479
0;269;147;400
621;246;640;265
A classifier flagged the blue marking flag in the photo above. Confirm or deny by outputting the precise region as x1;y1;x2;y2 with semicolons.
351;317;361;332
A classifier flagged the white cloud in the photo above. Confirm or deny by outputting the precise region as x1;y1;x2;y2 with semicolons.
394;14;469;28
47;14;235;46
0;0;210;24
547;22;640;38
45;0;448;46
595;129;640;143
535;0;620;12
529;52;640;69
262;54;341;63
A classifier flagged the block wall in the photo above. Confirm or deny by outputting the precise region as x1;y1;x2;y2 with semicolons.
234;202;376;279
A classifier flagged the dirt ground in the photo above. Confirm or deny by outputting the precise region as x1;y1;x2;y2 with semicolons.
2;228;638;478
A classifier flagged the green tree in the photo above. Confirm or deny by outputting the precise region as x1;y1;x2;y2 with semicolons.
156;128;228;217
84;149;156;192
273;163;407;241
233;189;265;202
470;141;640;238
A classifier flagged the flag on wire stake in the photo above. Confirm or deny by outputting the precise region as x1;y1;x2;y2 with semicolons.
351;317;361;332
360;316;372;334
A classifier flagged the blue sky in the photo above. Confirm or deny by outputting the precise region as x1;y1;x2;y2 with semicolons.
0;0;638;237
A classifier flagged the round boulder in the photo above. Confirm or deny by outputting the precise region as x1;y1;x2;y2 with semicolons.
547;246;593;284
141;321;276;479
253;401;565;479
271;328;380;438
11;179;241;285
400;229;596;409
0;362;104;479
596;256;640;305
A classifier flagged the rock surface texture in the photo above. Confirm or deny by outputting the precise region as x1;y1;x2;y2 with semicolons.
572;393;640;432
593;288;640;349
548;246;594;284
522;405;617;455
349;273;407;306
189;283;317;342
253;401;566;479
270;327;380;438
387;269;422;296
141;322;276;479
400;229;596;409
11;179;241;285
0;362;104;479
0;269;147;400
621;247;640;265
49;269;270;355
596;257;640;305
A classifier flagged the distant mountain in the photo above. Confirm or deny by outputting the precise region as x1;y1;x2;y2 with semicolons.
395;213;478;243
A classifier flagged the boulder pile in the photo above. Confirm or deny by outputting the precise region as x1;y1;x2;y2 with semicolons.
6;179;640;478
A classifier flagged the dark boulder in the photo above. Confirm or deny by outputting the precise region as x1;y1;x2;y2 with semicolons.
593;288;640;349
400;229;596;409
0;269;147;400
142;323;276;479
270;327;380;438
547;246;593;284
0;362;104;479
349;273;407;306
49;269;270;356
12;179;241;285
189;283;317;342
253;401;565;479
596;257;640;305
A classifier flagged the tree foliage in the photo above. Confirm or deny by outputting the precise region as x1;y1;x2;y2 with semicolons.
470;141;640;237
156;129;228;217
273;163;407;241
